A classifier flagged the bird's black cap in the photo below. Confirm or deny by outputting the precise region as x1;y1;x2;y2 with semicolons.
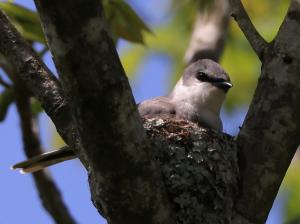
182;59;232;92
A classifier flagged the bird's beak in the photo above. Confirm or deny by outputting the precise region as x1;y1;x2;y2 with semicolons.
214;81;233;92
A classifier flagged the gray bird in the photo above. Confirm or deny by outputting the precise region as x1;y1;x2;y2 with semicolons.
12;59;232;173
139;59;232;131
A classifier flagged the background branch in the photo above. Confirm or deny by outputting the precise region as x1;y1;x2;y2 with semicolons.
229;0;268;59
13;74;77;224
184;0;230;64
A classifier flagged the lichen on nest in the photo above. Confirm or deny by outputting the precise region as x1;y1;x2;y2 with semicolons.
143;117;239;224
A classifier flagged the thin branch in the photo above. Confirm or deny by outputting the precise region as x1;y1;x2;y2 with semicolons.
14;76;77;224
185;0;230;64
229;0;268;59
0;9;75;147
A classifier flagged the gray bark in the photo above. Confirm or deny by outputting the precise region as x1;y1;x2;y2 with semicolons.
230;0;300;223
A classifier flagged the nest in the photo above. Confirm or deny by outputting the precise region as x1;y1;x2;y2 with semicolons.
143;117;239;224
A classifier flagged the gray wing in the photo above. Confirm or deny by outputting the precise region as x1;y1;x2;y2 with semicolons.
138;96;176;118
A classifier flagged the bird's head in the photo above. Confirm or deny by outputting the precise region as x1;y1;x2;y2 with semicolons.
170;59;232;114
182;59;232;93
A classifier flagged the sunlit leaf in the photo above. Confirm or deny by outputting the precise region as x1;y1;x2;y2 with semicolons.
0;2;45;43
103;0;152;44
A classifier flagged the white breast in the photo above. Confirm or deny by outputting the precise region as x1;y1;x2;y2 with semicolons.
169;78;226;130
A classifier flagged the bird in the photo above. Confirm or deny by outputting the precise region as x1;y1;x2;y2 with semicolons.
11;59;232;173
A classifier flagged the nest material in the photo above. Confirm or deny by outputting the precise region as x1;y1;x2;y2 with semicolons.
143;117;239;224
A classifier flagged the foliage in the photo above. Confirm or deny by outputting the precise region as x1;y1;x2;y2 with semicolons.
0;2;45;43
103;0;152;44
0;0;151;45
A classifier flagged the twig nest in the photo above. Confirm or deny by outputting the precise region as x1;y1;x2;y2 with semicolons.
143;117;239;224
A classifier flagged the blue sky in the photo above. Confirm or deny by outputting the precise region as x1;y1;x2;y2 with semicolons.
0;1;284;223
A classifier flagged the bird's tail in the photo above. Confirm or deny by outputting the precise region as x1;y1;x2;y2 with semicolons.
11;146;76;174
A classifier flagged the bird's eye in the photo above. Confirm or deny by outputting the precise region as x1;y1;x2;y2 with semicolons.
196;71;208;81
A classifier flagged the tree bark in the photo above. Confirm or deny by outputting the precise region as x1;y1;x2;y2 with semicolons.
230;0;300;223
33;0;175;223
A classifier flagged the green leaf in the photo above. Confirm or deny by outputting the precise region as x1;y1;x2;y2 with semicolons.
0;2;45;43
103;0;152;44
0;88;14;122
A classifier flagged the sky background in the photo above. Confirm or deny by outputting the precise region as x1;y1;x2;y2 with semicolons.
0;0;285;223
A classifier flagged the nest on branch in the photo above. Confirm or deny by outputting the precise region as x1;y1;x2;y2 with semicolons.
143;117;239;224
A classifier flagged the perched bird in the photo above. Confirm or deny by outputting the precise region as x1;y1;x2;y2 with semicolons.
12;59;232;173
139;59;232;131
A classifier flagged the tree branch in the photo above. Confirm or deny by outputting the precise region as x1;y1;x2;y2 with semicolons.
234;1;300;223
0;9;75;146
33;0;175;223
229;0;268;59
13;76;77;224
184;0;230;64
